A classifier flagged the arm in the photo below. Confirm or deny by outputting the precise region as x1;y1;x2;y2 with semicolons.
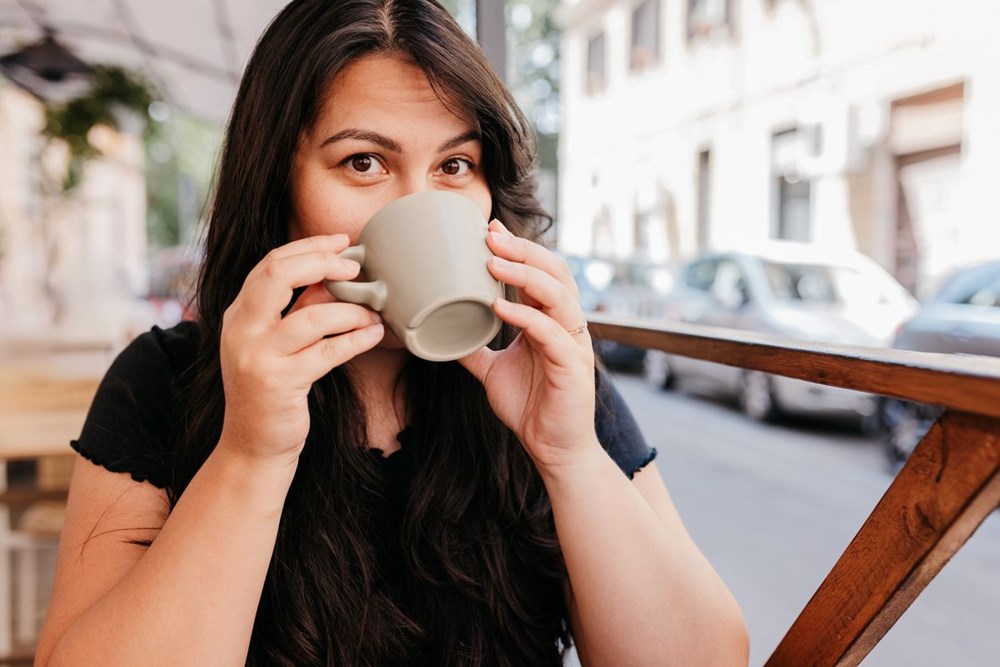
550;450;748;666
35;234;383;666
36;448;295;667
460;221;748;666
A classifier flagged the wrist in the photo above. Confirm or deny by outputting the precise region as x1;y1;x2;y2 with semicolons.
216;426;303;470
534;436;611;488
212;436;300;488
205;441;299;520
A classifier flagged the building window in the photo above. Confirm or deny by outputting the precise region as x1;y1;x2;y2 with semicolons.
771;128;813;242
687;0;731;40
633;182;671;261
630;0;660;72
775;177;811;242
592;204;614;256
586;31;607;95
696;149;712;249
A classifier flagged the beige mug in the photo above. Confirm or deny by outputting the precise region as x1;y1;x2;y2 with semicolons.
324;191;503;362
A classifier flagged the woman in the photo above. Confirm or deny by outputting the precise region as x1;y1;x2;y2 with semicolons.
36;1;748;665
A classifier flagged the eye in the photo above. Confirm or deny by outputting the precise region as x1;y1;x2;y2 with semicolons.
439;158;473;177
344;154;386;175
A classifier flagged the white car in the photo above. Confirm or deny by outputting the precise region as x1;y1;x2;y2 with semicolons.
644;242;918;426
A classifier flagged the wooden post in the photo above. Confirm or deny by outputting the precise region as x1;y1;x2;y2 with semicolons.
765;410;1000;666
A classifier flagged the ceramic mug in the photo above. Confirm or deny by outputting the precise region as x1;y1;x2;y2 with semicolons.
323;191;503;362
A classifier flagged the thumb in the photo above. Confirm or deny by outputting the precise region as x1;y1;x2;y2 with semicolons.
457;347;497;385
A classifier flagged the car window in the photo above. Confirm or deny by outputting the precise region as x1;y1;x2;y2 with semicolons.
764;262;839;302
930;264;1000;305
685;260;718;292
964;276;1000;307
763;261;907;306
711;260;747;306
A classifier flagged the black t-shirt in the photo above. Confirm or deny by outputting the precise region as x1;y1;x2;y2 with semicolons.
72;321;657;490
70;322;657;663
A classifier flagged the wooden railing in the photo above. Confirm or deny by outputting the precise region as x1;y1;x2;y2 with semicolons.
587;314;1000;667
4;321;1000;665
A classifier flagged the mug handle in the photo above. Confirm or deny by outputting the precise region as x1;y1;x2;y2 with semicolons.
323;244;388;311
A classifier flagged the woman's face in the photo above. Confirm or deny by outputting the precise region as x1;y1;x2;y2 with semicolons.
289;54;493;242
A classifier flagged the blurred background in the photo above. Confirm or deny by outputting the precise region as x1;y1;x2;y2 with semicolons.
0;0;998;664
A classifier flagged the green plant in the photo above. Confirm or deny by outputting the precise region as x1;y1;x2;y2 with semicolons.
41;65;158;190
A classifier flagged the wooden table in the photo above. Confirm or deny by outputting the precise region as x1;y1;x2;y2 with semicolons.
0;411;86;656
0;411;87;462
0;366;101;659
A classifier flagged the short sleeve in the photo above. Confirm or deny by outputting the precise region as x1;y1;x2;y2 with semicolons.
70;322;198;489
595;371;657;479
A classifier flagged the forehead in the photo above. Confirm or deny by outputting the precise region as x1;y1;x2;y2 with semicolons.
315;54;476;136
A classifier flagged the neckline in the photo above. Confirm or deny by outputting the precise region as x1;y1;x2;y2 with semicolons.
369;446;402;461
368;428;411;462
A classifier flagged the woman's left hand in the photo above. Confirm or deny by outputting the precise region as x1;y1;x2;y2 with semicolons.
458;219;599;474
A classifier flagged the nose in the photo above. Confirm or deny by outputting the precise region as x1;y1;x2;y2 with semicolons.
394;174;443;200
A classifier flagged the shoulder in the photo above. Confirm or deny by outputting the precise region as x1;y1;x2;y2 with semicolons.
594;370;657;480
71;321;200;489
123;320;200;372
96;320;199;404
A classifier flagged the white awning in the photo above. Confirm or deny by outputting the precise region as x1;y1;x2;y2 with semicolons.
0;0;288;122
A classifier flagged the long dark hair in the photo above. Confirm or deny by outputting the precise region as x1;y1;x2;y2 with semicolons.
171;1;569;664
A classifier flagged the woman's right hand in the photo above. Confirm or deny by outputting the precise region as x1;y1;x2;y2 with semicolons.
218;233;384;465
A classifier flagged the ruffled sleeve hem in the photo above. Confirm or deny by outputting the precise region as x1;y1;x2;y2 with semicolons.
70;439;169;490
625;448;658;480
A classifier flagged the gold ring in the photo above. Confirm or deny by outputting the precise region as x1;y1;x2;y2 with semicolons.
567;324;588;336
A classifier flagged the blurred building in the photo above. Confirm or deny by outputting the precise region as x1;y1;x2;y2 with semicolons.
0;78;150;348
556;0;1000;298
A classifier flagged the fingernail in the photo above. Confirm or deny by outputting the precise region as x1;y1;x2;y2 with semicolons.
489;231;510;245
363;323;384;339
491;255;513;268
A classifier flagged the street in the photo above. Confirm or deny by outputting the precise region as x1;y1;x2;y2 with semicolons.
609;371;1000;667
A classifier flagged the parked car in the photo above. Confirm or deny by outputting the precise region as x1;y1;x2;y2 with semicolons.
879;261;1000;468
643;242;917;426
564;254;674;370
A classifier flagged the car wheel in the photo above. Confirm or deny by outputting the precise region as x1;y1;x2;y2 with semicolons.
879;398;940;470
857;407;881;437
740;371;780;422
643;351;675;390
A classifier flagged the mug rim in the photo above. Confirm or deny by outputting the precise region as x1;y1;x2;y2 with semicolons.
403;294;502;362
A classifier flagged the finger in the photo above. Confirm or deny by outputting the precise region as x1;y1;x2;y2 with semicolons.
456;346;498;385
274;302;381;355
487;221;576;293
489;256;583;329
285;282;337;316
238;250;362;324
267;233;350;261
488;219;514;236
487;220;571;309
293;323;385;382
493;298;583;368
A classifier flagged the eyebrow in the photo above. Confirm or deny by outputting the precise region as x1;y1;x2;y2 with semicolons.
320;128;481;153
437;129;481;152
